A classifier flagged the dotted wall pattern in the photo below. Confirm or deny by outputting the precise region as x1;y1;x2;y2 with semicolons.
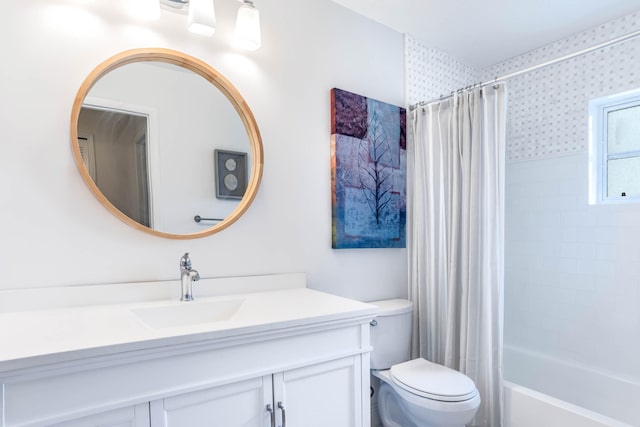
405;34;481;105
407;11;640;162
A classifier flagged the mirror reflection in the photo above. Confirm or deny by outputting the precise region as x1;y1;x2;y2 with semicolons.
71;50;262;239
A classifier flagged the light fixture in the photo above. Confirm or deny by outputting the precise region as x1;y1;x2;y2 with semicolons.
234;0;261;51
156;0;261;50
187;0;216;37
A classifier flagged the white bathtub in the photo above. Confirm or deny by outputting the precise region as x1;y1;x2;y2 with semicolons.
504;345;639;427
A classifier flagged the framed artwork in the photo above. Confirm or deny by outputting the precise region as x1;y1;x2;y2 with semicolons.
330;88;406;249
215;149;247;200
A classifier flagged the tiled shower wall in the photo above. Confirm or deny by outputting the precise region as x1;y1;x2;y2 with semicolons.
406;9;640;415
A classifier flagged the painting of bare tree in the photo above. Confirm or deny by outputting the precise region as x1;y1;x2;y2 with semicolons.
331;88;406;249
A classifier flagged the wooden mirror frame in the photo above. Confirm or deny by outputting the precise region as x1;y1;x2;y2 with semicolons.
70;48;263;239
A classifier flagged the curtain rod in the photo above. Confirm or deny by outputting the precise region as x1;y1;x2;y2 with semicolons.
409;28;640;111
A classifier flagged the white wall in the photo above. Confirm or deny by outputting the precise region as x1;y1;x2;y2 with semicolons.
0;0;407;302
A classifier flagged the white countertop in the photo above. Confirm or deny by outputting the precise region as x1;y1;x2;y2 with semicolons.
0;275;377;374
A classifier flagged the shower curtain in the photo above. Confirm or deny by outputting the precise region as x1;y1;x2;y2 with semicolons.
408;84;506;427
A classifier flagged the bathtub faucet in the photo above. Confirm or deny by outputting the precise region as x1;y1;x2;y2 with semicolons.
179;252;200;301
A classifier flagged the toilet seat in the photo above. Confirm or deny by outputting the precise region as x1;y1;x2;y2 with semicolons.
389;358;478;402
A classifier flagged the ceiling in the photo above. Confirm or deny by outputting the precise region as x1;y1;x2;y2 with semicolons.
330;0;640;68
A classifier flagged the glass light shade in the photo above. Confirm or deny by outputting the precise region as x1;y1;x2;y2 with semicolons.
188;0;216;37
130;0;161;20
234;3;261;51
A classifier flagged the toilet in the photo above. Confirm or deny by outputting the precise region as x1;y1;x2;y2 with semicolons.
370;299;481;427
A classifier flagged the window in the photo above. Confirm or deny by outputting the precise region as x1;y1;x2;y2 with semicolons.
589;89;640;204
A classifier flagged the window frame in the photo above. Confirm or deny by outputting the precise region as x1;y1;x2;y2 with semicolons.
588;89;640;205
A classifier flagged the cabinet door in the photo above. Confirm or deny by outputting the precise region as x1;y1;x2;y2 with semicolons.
274;356;363;427
49;403;150;427
150;376;273;427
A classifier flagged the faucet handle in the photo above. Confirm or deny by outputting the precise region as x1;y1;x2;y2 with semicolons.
180;252;192;269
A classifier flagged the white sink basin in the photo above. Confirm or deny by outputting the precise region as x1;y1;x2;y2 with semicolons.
130;298;244;329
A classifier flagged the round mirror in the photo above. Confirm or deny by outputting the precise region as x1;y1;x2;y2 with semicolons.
70;48;263;239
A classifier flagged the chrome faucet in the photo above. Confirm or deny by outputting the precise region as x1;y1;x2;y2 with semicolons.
179;252;200;301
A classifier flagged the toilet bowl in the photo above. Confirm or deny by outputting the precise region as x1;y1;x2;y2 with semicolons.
370;299;480;427
373;359;480;427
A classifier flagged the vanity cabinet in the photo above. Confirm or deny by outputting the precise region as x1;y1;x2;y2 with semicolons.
0;302;372;427
0;282;375;427
54;355;362;427
151;356;362;427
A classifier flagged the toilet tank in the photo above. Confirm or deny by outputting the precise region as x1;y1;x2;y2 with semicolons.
369;299;413;370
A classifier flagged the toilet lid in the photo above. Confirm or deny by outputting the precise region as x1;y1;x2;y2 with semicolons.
390;358;478;402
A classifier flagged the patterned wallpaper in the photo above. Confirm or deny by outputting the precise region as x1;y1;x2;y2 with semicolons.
405;34;481;105
406;11;640;162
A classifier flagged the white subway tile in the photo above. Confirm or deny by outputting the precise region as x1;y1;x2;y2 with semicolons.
560;242;597;259
595;243;617;261
561;210;597;227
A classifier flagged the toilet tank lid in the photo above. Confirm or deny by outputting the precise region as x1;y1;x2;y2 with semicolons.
369;299;412;316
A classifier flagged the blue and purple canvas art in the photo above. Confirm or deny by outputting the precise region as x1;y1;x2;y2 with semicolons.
331;88;406;249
